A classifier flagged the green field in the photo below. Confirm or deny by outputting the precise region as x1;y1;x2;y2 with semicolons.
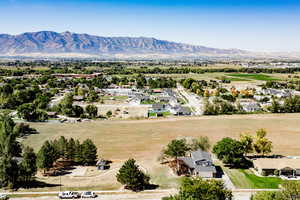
222;167;282;189
226;73;280;81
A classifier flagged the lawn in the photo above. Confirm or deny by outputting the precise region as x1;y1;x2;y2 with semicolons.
226;73;280;81
216;76;249;82
141;99;156;104
222;167;282;189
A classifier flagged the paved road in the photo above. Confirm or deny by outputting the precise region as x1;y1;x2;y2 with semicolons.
176;84;203;115
5;188;276;200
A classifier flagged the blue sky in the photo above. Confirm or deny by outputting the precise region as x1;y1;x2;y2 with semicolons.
1;0;300;51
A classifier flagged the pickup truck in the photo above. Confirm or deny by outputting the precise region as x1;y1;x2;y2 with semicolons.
58;191;80;199
81;191;97;198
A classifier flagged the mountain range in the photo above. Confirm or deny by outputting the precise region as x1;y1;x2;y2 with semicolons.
0;31;249;58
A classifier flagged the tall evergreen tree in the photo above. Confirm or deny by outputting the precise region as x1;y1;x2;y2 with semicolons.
37;141;55;173
66;138;76;161
0;115;20;188
19;146;37;184
82;139;97;165
116;159;150;191
74;140;83;164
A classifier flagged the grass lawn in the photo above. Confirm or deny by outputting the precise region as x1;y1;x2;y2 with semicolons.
226;73;280;81
141;99;156;104
223;167;282;189
216;76;249;82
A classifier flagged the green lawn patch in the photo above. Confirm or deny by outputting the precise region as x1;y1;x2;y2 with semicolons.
226;73;280;81
223;167;282;189
141;99;156;104
216;76;249;82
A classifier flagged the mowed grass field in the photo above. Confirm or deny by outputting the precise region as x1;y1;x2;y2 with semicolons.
226;73;280;81
22;113;300;190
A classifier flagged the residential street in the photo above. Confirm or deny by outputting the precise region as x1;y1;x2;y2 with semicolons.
176;84;203;115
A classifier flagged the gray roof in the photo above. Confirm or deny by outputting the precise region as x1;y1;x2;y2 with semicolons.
191;150;212;161
194;165;217;173
179;150;216;173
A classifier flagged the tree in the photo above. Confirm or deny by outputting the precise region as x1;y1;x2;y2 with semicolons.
57;136;68;158
163;177;232;200
163;139;190;173
116;158;150;191
251;191;279;200
253;129;272;156
66;138;76;161
19;146;37;184
87;90;98;102
17;103;48;122
213;137;246;167
239;133;254;155
17;103;35;121
81;139;97;165
106;110;112;118
37;141;56;173
189;136;211;152
251;181;300;200
74;140;83;164
72;105;84;117
280;181;300;200
86;105;98;118
0;115;20;188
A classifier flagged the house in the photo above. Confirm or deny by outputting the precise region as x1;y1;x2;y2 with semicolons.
73;95;85;101
240;102;261;112
46;112;58;118
170;106;191;116
253;158;300;177
151;103;167;113
178;150;217;178
261;89;291;98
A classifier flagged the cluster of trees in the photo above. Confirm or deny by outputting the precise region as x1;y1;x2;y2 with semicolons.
269;96;300;113
37;136;98;173
55;94;98;118
265;80;300;91
116;158;151;192
103;66;300;75
159;137;211;173
181;78;220;96
213;129;272;167
163;177;232;200
251;181;300;200
17;103;48;122
0;115;37;189
0;82;52;111
203;99;237;115
148;77;176;89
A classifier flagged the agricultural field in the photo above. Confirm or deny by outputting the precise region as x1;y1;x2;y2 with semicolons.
20;113;300;191
226;73;281;81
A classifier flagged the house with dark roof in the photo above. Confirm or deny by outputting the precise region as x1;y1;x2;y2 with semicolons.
170;105;191;116
178;150;216;178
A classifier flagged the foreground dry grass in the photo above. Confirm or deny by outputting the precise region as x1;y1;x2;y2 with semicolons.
22;113;300;190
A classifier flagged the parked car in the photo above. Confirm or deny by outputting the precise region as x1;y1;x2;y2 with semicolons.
58;191;80;199
81;191;97;198
0;194;9;200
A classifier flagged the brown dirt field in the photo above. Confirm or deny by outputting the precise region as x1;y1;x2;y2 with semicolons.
22;113;300;190
25;113;300;158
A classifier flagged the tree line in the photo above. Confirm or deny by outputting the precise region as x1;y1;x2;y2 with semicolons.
37;136;98;173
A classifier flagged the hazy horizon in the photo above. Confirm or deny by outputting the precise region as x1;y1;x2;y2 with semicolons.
1;0;300;52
